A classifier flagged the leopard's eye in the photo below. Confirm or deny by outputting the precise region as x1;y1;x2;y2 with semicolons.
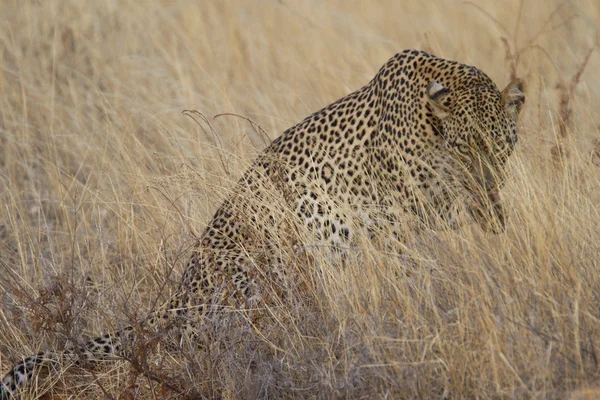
456;143;471;156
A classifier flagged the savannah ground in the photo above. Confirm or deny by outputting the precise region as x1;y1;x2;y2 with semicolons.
1;1;600;398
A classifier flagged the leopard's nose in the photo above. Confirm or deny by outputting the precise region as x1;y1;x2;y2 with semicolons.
468;191;506;234
486;193;506;233
489;191;501;203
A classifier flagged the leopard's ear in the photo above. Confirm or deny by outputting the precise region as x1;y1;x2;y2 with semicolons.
501;78;525;119
427;81;453;120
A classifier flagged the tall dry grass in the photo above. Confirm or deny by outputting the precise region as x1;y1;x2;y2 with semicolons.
1;0;600;398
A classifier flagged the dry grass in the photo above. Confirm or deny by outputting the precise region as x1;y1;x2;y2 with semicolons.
1;0;600;398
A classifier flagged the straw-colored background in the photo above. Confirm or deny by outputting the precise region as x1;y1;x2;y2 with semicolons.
1;1;599;398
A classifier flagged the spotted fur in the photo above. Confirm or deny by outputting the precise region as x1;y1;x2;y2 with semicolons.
1;50;524;398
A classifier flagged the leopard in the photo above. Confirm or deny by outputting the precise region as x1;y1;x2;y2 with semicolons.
0;49;524;398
